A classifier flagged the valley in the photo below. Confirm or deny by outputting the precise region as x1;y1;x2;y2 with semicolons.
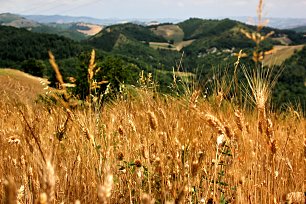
0;13;305;110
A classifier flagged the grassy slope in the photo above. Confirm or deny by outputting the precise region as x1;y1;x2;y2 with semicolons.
150;24;184;42
148;27;194;51
31;24;88;41
75;23;103;36
0;13;22;23
0;69;46;102
263;45;305;66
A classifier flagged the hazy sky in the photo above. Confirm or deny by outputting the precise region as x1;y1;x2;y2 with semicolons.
1;0;306;19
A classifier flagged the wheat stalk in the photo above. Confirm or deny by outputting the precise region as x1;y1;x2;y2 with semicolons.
148;111;158;131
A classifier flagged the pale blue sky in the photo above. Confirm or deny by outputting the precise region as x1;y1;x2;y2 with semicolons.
1;0;306;19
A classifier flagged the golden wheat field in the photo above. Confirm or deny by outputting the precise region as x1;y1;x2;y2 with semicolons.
0;63;305;204
1;0;306;202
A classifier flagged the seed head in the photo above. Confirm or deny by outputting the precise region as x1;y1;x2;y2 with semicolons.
148;111;158;131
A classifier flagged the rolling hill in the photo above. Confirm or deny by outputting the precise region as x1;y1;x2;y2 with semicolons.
30;22;103;41
0;17;305;109
90;23;166;46
0;13;102;41
87;23;182;72
2;16;305;72
0;25;86;68
0;68;46;103
150;24;184;42
23;14;106;24
83;17;306;83
263;45;305;67
292;25;306;33
0;13;39;28
232;16;306;29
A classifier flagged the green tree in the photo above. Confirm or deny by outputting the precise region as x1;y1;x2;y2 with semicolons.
73;53;140;100
21;59;46;77
96;56;140;94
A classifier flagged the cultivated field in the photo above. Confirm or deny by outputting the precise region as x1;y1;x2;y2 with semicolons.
149;42;177;51
76;23;103;36
263;45;305;67
0;66;305;203
149;40;195;51
151;25;184;43
150;24;194;51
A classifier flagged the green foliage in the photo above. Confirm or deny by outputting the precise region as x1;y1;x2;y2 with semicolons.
112;38;181;71
71;54;89;99
97;56;140;90
21;59;46;77
178;18;239;40
292;25;306;33
103;23;167;42
87;23;167;52
31;24;88;41
72;52;140;100
273;46;306;111
0;25;86;68
88;31;120;52
46;57;82;89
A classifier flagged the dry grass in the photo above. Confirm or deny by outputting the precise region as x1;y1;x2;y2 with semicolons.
263;45;305;67
174;40;195;51
149;40;194;51
150;24;194;51
150;25;184;43
1;1;305;203
76;23;103;36
271;37;292;46
0;82;305;203
149;42;177;51
0;68;46;102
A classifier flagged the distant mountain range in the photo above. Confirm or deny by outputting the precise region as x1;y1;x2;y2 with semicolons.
2;12;306;30
1;12;306;45
20;14;306;30
231;16;306;30
0;13;104;41
22;14;182;26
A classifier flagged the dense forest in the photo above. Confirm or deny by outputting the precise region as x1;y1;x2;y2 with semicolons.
0;26;87;67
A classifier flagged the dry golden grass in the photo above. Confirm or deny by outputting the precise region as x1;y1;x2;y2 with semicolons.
0;85;305;203
263;45;305;67
0;68;46;102
271;37;292;46
174;40;195;51
149;24;194;51
149;40;194;51
76;23;103;36
150;25;184;43
1;1;305;203
149;42;177;51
